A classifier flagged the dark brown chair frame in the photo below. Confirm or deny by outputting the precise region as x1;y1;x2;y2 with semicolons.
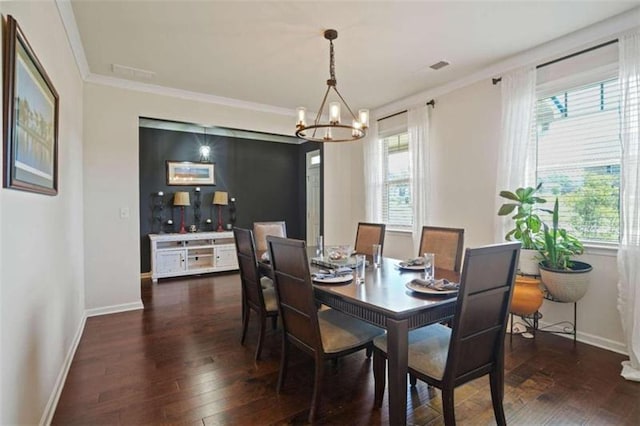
418;226;465;272
267;236;376;423
233;227;278;361
373;242;521;425
354;222;386;258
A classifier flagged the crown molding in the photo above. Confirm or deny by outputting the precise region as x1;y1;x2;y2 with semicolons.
55;0;90;79
84;73;296;117
374;7;640;118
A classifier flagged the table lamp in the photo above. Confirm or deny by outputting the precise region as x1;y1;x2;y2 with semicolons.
213;191;228;232
173;191;190;234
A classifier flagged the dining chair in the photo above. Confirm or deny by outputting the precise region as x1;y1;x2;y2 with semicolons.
419;226;465;272
267;236;385;423
373;242;521;426
354;222;386;258
233;227;279;362
253;221;287;253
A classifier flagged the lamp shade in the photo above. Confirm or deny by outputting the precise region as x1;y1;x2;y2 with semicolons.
213;191;228;206
173;192;190;206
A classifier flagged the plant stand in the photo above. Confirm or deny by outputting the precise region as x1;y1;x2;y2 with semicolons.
510;292;577;344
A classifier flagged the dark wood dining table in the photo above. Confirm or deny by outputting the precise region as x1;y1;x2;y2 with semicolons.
259;248;460;425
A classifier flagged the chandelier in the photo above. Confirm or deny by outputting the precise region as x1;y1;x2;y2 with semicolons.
295;29;369;143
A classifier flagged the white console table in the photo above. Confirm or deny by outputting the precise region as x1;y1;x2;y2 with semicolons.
149;232;238;283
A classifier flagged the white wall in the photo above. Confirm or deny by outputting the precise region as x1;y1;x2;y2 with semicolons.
0;1;85;424
82;83;294;312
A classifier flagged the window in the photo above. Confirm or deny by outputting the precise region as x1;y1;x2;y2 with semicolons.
534;76;621;243
382;132;412;228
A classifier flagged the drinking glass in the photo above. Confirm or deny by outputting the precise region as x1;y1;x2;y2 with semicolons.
372;244;382;268
355;254;366;284
423;253;435;282
316;235;324;257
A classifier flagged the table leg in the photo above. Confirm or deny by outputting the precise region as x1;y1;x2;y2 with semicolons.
387;318;409;426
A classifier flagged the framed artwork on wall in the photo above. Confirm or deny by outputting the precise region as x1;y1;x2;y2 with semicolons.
166;161;215;186
3;15;59;195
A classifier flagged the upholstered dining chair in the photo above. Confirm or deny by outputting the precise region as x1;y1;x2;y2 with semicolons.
253;221;287;253
354;222;386;258
233;228;279;361
419;226;465;272
373;242;521;426
267;236;385;423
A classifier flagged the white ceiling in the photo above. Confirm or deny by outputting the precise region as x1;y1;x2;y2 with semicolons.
70;1;639;114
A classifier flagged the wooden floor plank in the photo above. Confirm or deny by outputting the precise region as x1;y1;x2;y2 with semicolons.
52;273;640;425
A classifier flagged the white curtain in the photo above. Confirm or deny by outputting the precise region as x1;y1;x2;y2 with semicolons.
617;30;640;382
494;67;537;243
408;105;431;253
363;120;383;223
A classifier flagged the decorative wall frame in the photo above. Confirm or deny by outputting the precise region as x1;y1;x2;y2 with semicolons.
166;161;215;186
3;15;59;195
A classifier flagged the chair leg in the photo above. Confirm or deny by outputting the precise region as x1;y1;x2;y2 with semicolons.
255;313;267;361
277;337;288;393
241;306;250;345
409;373;417;387
441;388;456;426
366;344;373;358
373;348;386;408
271;315;277;330
309;357;324;423
490;370;507;426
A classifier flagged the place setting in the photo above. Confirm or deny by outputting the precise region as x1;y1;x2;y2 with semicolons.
312;267;354;285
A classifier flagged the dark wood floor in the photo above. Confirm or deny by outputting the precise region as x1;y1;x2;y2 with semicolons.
53;273;640;425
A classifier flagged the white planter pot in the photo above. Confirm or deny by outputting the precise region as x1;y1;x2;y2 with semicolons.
518;249;540;276
539;261;592;303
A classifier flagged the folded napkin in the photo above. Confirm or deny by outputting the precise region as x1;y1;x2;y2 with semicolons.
313;267;352;279
410;278;459;291
400;258;425;267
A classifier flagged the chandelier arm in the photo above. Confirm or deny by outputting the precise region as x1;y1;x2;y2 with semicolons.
311;85;332;139
332;86;359;122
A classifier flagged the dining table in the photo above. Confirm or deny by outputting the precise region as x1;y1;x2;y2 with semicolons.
259;247;460;426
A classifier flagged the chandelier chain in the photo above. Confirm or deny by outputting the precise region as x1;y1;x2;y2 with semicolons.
329;40;336;83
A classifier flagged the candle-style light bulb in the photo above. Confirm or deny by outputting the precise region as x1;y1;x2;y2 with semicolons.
329;102;341;124
296;107;306;127
358;109;369;129
352;120;362;137
324;127;332;141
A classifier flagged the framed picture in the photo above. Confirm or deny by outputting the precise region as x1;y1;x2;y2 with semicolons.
3;15;59;195
166;161;215;186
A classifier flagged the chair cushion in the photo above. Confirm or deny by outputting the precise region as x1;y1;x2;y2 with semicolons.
373;323;451;381
261;286;278;313
318;309;385;354
260;276;274;289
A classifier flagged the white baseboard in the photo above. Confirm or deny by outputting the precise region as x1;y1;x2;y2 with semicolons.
537;319;628;355
85;301;144;317
40;311;87;426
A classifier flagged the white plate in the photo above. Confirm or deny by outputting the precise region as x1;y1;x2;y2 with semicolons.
396;263;425;271
405;281;458;295
313;274;353;284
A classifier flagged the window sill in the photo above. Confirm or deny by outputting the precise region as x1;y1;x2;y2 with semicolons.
583;243;618;257
386;228;412;235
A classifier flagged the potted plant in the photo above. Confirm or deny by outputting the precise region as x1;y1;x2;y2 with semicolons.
498;183;546;275
537;198;592;302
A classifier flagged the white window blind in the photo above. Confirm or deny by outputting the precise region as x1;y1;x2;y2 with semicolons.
534;75;621;243
382;132;412;228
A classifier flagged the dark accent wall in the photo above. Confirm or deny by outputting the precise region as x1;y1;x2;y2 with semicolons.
139;125;322;272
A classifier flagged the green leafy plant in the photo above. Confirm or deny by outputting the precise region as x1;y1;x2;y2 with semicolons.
538;198;584;270
497;183;546;250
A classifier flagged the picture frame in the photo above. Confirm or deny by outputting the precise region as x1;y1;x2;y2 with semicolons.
166;161;215;186
3;15;59;195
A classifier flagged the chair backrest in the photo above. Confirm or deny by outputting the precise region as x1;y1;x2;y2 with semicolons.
354;222;386;257
444;242;520;386
253;221;287;252
267;236;322;357
233;228;266;312
418;226;465;272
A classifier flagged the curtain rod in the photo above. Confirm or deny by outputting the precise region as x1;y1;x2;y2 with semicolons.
492;39;618;85
377;99;435;122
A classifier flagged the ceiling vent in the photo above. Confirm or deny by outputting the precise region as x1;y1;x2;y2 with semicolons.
111;63;156;80
429;60;450;70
